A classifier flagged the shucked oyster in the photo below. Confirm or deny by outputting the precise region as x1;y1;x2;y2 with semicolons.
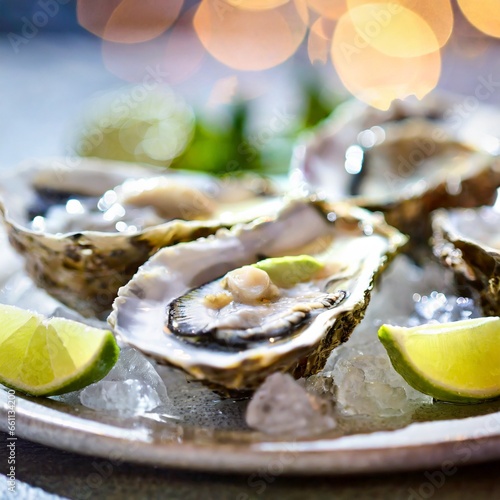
0;157;279;318
109;199;406;390
291;93;500;247
432;206;500;316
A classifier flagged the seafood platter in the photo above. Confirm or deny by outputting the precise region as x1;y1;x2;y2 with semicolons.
2;93;500;474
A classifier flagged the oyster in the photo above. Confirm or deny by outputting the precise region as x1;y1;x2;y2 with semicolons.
291;93;500;247
0;157;279;318
109;199;407;390
432;206;500;316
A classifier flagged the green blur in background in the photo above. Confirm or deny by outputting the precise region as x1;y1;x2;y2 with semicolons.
74;76;341;177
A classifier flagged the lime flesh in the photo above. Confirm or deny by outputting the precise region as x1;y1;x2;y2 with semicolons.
0;304;119;396
378;317;500;403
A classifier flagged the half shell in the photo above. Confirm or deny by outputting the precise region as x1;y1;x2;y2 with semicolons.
109;199;407;390
291;93;500;247
0;157;279;318
432;206;500;316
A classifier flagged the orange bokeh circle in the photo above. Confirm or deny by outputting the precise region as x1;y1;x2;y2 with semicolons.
347;0;453;49
308;17;336;64
458;0;500;39
307;0;346;20
331;7;441;109
194;0;308;71
77;0;183;44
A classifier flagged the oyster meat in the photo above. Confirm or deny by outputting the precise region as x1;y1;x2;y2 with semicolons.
0;157;280;317
291;93;500;247
109;199;407;390
432;206;500;316
167;260;347;346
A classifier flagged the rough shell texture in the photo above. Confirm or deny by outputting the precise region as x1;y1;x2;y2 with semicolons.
432;207;500;316
291;93;500;247
0;157;277;318
364;150;500;252
109;199;407;390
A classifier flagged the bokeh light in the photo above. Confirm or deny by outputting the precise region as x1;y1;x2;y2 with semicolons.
458;0;500;38
162;7;207;86
193;0;308;71
207;76;239;107
77;0;183;44
81;0;457;114
348;0;453;49
331;6;441;110
306;0;346;20
308;17;336;64
102;6;205;85
75;87;195;166
346;3;440;58
102;36;170;83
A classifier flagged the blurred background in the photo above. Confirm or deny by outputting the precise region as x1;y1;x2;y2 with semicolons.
1;0;500;175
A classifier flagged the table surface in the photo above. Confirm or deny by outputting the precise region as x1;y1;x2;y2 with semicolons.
2;431;500;500
2;15;500;499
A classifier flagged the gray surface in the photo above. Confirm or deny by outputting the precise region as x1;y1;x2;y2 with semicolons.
2;432;500;499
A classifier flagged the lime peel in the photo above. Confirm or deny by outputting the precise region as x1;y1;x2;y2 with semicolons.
378;317;500;403
0;304;119;397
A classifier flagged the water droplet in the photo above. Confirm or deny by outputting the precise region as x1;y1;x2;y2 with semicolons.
66;199;85;215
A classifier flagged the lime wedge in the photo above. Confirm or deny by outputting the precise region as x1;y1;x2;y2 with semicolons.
378;317;500;403
0;304;119;396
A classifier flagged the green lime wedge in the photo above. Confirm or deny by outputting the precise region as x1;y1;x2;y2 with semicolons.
0;304;119;396
378;317;500;403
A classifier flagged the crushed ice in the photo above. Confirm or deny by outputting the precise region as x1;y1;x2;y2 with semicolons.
246;373;336;436
307;255;481;419
80;379;162;413
79;347;177;416
409;292;478;326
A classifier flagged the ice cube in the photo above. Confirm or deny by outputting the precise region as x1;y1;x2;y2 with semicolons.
78;347;176;416
246;373;336;436
326;344;432;417
369;382;408;416
333;361;370;416
80;379;162;412
105;346;172;403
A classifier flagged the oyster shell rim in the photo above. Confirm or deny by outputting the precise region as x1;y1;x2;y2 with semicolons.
0;157;280;317
0;156;256;239
289;93;500;250
431;207;500;316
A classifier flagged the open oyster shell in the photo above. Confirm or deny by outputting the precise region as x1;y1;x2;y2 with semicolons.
432;206;500;316
291;93;500;247
109;199;407;390
0;157;279;318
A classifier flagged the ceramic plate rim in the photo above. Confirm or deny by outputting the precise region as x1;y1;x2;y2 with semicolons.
3;389;500;474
